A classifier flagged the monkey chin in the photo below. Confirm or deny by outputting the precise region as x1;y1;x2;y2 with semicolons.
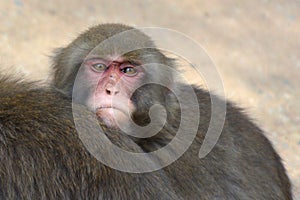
96;108;128;130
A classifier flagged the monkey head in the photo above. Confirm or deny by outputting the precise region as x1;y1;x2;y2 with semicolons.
52;24;175;129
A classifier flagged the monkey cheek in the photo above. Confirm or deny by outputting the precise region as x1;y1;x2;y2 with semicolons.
96;108;129;129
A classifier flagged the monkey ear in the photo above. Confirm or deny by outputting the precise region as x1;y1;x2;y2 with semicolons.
51;48;65;65
50;47;64;85
51;48;63;69
50;47;74;95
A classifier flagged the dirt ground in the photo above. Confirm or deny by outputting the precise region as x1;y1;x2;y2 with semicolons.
0;0;299;198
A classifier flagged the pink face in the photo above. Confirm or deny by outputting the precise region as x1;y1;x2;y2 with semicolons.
83;56;144;128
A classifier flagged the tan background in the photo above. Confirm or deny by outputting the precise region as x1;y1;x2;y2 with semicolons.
0;0;299;198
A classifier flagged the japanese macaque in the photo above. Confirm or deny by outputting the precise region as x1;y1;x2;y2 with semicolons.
0;23;292;199
52;23;292;199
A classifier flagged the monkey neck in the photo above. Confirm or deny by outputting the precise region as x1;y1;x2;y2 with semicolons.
131;93;181;152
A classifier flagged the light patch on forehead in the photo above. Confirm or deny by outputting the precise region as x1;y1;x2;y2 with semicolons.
83;53;125;62
107;54;126;62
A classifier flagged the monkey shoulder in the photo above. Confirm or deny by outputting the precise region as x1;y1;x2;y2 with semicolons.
171;85;291;199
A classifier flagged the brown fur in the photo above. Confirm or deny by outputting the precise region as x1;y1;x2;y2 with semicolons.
51;23;292;199
0;77;179;199
0;23;292;199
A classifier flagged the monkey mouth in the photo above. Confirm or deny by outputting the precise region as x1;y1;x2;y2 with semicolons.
95;106;130;128
96;106;126;116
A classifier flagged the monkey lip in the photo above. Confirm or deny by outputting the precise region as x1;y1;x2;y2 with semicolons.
96;106;129;127
96;106;126;115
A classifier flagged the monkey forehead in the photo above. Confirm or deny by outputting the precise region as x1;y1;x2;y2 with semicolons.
74;23;155;50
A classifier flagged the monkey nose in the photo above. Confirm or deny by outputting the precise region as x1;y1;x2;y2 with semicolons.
109;74;115;79
105;88;119;95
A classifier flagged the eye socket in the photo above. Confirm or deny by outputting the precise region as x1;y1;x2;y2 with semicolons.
121;66;137;76
91;63;107;72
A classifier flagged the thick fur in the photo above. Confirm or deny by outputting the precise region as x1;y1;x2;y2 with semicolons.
0;77;179;199
51;23;292;199
1;23;290;199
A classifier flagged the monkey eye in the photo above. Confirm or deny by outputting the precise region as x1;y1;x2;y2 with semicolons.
121;67;137;76
91;63;107;72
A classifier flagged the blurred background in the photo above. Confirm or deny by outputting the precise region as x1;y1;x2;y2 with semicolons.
0;0;299;198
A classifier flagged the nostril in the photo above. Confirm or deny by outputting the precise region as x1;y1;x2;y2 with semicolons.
106;89;111;95
105;88;119;95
